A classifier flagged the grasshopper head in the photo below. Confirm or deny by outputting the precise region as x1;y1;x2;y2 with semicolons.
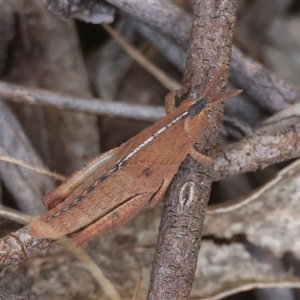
183;89;242;141
183;97;209;141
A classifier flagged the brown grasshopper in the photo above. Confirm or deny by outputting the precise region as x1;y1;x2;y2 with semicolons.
30;74;241;245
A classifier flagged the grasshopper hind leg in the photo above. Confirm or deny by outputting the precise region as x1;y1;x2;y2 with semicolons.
71;192;152;245
149;178;173;207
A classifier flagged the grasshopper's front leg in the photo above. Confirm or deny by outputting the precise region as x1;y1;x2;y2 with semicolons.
43;148;118;209
165;91;178;115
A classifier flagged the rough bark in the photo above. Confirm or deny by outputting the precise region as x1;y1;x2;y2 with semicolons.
147;1;238;298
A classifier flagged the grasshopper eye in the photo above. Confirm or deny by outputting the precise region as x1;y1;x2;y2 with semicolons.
186;97;208;118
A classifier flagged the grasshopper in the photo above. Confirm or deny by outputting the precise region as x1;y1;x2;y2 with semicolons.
30;74;241;245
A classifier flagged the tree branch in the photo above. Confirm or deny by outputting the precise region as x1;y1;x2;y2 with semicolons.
147;1;238;299
214;124;300;181
230;47;300;113
0;81;165;122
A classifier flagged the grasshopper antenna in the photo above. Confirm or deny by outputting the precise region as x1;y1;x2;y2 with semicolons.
209;89;243;107
201;68;226;99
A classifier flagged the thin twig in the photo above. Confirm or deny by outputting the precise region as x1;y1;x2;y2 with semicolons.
59;236;122;300
0;81;165;122
261;100;300;127
132;271;143;300
0;155;66;182
130;19;186;72
0;206;34;225
197;280;300;300
102;24;182;91
209;158;300;214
